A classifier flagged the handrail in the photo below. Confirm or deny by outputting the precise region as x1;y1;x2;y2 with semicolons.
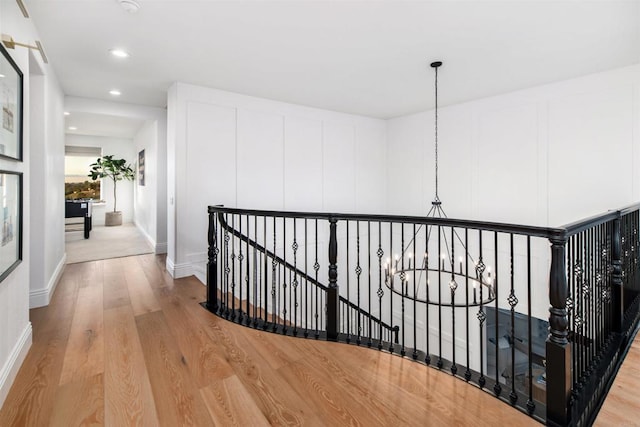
216;212;398;334
209;205;563;238
562;210;619;236
211;202;640;241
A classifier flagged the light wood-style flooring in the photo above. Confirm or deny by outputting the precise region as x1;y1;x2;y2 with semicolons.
0;254;552;425
595;327;640;426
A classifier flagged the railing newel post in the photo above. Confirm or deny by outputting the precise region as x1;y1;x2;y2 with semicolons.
327;217;339;341
207;207;219;312
546;232;571;426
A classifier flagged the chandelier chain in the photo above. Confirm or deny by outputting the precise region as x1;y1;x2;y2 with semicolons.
434;64;439;201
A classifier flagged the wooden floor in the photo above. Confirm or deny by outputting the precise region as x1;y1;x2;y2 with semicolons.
0;254;541;426
595;328;640;426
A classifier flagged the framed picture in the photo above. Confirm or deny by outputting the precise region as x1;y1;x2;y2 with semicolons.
0;170;22;283
0;44;23;161
138;149;145;186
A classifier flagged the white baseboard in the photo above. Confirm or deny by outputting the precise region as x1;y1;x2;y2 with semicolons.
193;268;206;285
29;254;66;308
155;241;168;254
187;252;206;284
134;221;156;252
166;257;193;279
0;323;32;409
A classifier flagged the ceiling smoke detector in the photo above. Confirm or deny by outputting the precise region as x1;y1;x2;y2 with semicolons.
118;0;140;13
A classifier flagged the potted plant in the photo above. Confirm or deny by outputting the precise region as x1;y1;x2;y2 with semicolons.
88;155;135;226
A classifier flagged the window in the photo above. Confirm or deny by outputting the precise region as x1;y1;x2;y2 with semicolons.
65;146;102;200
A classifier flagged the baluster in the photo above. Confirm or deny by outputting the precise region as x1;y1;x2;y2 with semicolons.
231;214;236;319
223;213;230;318
253;216;258;326
450;226;457;375
377;221;384;350
598;223;605;352
578;232;584;381
282;218;287;333
508;233;517;404
356;221;362;345
437;225;442;368
401;222;406;356
608;221;614;338
591;226;596;363
237;215;243;322
477;230;485;388
314;219;320;339
425;224;431;365
546;233;571;426
493;232;501;396
304;219;309;338
368;221;373;348
464;228;471;381
389;222;394;353
244;215;250;324
346;221;351;343
206;210;218;312
412;223;418;360
263;216;268;328
272;217;278;331
568;234;576;393
526;236;535;414
292;218;298;336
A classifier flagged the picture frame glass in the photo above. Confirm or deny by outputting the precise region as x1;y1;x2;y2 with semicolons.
0;171;21;282
0;45;23;161
138;149;145;186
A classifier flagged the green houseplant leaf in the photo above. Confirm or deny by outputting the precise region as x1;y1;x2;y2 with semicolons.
88;155;135;212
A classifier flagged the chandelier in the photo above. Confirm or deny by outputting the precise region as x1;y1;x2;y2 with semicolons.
384;61;495;307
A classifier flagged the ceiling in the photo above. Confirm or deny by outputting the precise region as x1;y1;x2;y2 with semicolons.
26;0;640;119
64;111;146;139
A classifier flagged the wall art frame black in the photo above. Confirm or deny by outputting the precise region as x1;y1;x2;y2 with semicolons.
138;149;145;186
0;42;23;162
0;170;22;283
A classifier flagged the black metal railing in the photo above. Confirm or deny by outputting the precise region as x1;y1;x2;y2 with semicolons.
203;203;640;426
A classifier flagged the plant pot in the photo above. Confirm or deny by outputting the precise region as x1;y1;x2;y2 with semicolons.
105;211;123;226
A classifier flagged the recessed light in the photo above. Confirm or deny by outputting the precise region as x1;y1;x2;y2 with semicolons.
109;49;130;58
109;89;121;96
64;111;70;116
68;126;77;130
0;74;5;78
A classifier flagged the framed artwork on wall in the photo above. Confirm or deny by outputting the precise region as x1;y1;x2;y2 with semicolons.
0;43;23;162
138;149;145;186
0;170;22;283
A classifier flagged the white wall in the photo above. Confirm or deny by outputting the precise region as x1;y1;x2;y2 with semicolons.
28;56;65;309
65;134;135;225
0;1;64;409
133;120;158;250
387;63;640;226
65;97;168;253
167;82;387;281
386;63;640;322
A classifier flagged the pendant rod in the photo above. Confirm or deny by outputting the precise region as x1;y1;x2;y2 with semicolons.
431;61;442;203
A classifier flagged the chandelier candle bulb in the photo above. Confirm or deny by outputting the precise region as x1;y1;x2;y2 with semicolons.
473;281;478;304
